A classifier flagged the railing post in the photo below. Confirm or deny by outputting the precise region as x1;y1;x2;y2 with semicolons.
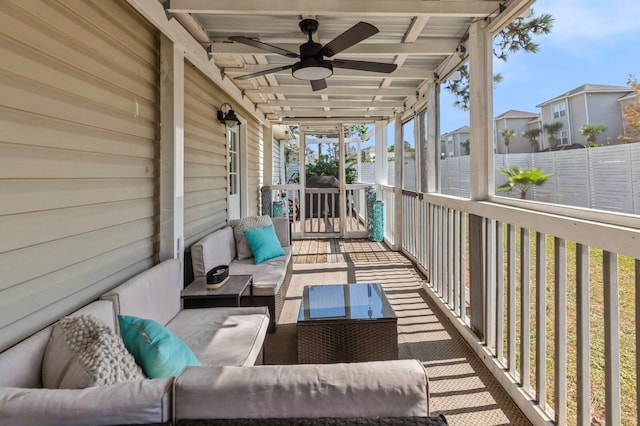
468;214;485;339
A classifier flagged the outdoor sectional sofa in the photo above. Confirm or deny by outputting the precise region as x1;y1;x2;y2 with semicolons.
0;257;437;425
189;216;293;331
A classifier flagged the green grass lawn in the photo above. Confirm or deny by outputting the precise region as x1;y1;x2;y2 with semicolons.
486;230;637;425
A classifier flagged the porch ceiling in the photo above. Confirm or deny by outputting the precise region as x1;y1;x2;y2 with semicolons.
165;0;519;124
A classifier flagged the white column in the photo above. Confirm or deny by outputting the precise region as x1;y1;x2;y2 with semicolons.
159;36;185;274
374;120;388;186
469;20;494;200
467;20;493;339
263;124;274;186
393;113;403;250
425;82;439;193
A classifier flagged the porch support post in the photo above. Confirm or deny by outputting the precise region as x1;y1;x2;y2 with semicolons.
339;124;347;237
263;124;273;186
393;113;403;250
468;19;494;339
425;82;439;193
159;35;185;276
374;120;388;186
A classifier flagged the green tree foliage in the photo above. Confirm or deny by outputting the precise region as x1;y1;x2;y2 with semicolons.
460;138;470;155
344;124;370;141
580;123;606;147
500;128;516;153
445;10;554;109
497;165;553;199
543;121;563;149
522;128;542;152
305;144;357;184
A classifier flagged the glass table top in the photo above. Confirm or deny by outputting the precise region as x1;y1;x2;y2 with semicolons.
298;283;397;322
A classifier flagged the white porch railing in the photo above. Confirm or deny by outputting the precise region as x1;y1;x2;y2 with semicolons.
396;189;640;426
266;184;369;238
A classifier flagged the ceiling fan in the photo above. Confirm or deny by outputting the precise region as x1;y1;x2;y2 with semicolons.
229;19;397;91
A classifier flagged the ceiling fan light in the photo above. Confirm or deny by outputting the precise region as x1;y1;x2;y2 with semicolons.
292;60;333;81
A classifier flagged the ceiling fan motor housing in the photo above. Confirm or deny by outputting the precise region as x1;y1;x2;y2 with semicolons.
292;57;333;81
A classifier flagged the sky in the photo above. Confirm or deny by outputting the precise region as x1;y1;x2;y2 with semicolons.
439;0;640;134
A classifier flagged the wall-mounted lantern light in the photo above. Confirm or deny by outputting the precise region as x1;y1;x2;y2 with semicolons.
217;103;240;128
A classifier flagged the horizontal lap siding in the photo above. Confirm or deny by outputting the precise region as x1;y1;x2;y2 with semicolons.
0;0;159;351
183;63;227;246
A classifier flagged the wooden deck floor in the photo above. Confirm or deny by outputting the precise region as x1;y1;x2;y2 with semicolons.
264;238;532;426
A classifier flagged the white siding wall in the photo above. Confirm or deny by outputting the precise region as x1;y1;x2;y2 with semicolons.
0;0;159;351
183;63;228;246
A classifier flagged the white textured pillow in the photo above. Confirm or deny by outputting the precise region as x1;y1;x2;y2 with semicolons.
230;215;273;259
42;314;144;389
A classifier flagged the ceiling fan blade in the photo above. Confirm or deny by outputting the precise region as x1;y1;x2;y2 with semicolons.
229;36;299;58
333;59;397;74
234;65;293;80
317;22;379;57
310;79;327;91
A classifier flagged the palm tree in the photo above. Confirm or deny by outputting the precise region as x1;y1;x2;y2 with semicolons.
500;128;516;153
460;138;470;155
580;123;606;147
543;122;563;149
497;165;554;199
522;128;542;152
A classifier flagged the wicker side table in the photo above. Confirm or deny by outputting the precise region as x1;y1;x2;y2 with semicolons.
297;283;398;364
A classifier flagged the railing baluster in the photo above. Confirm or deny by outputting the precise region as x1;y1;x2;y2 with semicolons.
576;243;590;426
507;224;516;375
603;250;621;425
554;237;567;425
535;232;547;414
496;221;504;362
448;209;455;308
453;210;460;314
520;227;531;391
460;212;467;321
485;218;496;352
438;207;447;297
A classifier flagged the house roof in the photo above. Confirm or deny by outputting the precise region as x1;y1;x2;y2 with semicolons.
537;83;632;107
165;0;529;124
494;109;539;120
442;125;470;136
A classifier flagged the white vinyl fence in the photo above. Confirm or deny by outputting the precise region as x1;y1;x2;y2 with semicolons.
440;144;640;214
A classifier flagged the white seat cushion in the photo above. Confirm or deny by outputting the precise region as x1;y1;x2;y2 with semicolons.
229;247;291;296
166;307;269;367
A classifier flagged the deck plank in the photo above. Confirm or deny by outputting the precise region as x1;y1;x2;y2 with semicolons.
265;238;532;425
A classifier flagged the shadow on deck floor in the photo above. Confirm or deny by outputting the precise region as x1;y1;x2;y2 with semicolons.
264;239;532;426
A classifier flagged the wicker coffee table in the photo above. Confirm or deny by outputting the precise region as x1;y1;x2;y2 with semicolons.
297;283;398;364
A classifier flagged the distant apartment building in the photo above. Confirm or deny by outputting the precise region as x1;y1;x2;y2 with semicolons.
536;83;632;149
493;110;540;153
440;125;470;157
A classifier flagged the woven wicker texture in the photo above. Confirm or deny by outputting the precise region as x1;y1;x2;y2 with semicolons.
264;239;532;426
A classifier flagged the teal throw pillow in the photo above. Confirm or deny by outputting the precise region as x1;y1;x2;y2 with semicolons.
118;315;200;378
243;224;286;264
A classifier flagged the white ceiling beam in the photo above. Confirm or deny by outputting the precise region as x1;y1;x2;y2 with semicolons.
210;40;459;56
125;0;267;124
273;110;393;118
172;13;210;44
245;86;416;96
224;66;434;80
487;0;536;33
374;16;430;104
168;0;501;17
261;100;405;108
